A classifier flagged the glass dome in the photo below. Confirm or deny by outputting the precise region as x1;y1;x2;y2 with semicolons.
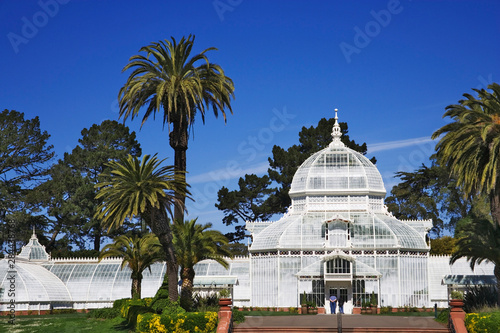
0;260;72;303
289;144;385;198
17;231;50;261
249;212;428;251
288;113;385;213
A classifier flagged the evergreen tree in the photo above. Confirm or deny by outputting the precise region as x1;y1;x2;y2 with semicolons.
0;110;54;250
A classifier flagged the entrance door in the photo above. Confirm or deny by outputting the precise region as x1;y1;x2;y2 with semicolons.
327;286;351;314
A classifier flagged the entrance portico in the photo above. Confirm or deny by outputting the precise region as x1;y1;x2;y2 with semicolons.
323;251;353;314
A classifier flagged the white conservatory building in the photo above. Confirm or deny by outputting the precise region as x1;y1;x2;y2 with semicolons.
0;113;495;314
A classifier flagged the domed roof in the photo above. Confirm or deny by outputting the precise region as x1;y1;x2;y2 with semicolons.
289;111;385;198
18;229;50;261
0;260;72;303
249;211;429;251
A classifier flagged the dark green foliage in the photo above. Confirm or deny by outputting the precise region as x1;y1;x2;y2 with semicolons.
436;308;450;324
30;120;141;252
386;162;473;236
113;297;131;311
50;309;76;314
226;242;249;256
451;216;500;306
51;249;100;258
430;236;457;255
464;285;498;313
116;298;152;318
126;305;152;327
87;307;120;319
152;279;169;301
173;218;231;311
150;280;185;315
151;298;185;315
380;306;393;314
216;174;279;242
0;109;54;250
181;312;216;332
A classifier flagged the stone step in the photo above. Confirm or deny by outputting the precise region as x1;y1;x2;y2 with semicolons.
233;328;449;333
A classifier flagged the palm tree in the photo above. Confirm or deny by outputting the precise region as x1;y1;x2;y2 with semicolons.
99;233;163;299
95;154;189;301
118;35;235;226
432;83;500;227
173;218;232;310
451;216;500;306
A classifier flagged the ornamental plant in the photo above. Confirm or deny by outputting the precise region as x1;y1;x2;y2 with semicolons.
465;312;500;333
136;311;218;333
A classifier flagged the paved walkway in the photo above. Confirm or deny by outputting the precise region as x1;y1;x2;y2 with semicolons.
235;314;447;330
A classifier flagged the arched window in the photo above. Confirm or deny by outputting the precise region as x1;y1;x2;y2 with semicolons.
326;258;351;274
325;220;350;247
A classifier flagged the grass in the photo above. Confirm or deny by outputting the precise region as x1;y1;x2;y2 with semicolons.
0;313;133;333
375;311;437;317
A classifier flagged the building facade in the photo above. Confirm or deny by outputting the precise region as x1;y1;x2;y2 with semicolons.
0;113;495;313
245;113;432;313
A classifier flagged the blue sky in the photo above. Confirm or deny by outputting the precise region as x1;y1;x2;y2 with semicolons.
1;0;499;238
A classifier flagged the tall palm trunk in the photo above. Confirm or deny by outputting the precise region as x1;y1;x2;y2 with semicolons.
180;266;195;311
169;117;188;224
495;265;500;307
131;277;142;299
148;208;178;301
490;191;500;228
93;228;101;251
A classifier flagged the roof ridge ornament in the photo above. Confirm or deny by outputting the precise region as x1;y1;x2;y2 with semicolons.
329;108;345;147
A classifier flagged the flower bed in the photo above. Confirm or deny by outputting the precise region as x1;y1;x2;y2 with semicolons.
136;311;218;333
465;312;500;333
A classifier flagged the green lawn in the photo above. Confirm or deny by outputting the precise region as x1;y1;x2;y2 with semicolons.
0;313;133;333
375;311;437;317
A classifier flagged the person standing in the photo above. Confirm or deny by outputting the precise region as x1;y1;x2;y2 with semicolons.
338;296;345;314
329;294;337;314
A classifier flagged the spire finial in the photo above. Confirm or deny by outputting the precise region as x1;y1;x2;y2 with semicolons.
330;108;344;147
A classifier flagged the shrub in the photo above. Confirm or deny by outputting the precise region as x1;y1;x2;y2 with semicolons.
464;285;498;313
51;309;76;315
87;307;120;319
380;306;393;314
192;293;219;313
126;305;152;327
450;290;464;300
436;308;450;324
118;298;153;318
219;289;231;298
232;308;245;323
137;311;218;333
465;311;500;333
151;297;185;315
113;298;130;311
